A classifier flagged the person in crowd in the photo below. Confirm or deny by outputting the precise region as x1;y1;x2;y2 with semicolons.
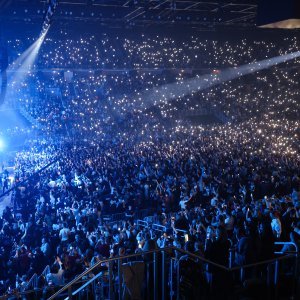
46;257;64;286
234;227;255;266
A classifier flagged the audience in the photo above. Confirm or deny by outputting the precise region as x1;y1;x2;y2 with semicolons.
0;31;299;297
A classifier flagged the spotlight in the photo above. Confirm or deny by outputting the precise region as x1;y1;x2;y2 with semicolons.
0;138;5;150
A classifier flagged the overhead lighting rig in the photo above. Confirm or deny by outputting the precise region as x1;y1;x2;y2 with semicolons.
41;0;58;35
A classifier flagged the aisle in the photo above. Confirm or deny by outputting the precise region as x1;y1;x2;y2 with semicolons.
0;166;14;216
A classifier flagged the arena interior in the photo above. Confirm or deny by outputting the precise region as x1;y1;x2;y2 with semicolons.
0;1;299;299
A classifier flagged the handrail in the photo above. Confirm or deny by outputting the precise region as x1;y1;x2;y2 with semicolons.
65;271;103;299
137;219;149;228
25;273;37;290
168;247;230;270
47;243;300;300
102;212;125;221
101;210;152;227
47;249;164;300
175;246;296;271
152;223;166;232
47;246;229;300
41;265;51;277
274;241;299;253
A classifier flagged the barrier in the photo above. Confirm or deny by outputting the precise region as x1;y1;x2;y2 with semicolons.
152;223;166;233
44;246;298;300
274;241;299;254
25;273;38;291
137;219;149;228
41;265;51;277
0;245;297;300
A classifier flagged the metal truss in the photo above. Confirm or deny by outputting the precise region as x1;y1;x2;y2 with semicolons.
0;0;257;29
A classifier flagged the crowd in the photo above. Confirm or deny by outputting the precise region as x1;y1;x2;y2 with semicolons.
0;115;299;295
8;34;300;70
0;31;299;297
4;32;299;137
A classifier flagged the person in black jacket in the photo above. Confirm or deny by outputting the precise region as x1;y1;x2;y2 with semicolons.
257;222;275;262
204;226;232;299
205;226;231;267
235;227;255;266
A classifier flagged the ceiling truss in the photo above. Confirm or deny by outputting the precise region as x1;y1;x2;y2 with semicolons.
0;0;258;29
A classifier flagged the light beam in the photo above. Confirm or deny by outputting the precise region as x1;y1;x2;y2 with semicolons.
137;51;300;109
4;30;48;107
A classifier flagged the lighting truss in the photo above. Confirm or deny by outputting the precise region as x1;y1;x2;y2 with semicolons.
41;0;58;35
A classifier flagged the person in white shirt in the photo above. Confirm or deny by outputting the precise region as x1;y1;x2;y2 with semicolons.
59;222;70;243
179;196;189;210
41;238;51;259
46;257;64;286
270;211;282;239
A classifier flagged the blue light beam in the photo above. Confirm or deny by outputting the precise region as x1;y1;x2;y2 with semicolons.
137;51;300;109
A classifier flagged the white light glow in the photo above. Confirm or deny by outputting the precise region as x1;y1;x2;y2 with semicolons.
137;51;300;109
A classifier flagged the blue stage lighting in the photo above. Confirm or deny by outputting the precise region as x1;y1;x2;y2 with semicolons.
0;138;5;150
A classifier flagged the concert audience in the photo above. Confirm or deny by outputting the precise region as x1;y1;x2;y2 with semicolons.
0;31;298;297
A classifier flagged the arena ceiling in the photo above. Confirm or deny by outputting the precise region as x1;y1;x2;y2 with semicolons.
0;0;258;30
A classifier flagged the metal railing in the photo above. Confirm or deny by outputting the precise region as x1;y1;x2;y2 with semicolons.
101;209;154;225
0;245;297;300
102;212;125;222
274;241;299;254
25;273;38;291
46;247;228;300
137;219;149;228
152;223;166;233
45;246;299;300
136;220;188;235
41;265;51;278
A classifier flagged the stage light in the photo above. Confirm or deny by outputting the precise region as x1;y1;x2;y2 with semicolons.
5;30;48;107
8;31;47;73
8;31;47;72
0;138;5;150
